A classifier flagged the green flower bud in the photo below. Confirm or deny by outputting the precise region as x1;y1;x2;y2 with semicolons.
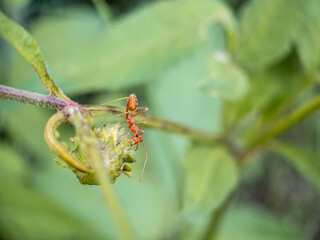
56;123;135;185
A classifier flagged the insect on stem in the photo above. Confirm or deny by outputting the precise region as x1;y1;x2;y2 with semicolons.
106;93;149;182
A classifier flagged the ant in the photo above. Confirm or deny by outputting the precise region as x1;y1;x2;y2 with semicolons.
105;94;148;182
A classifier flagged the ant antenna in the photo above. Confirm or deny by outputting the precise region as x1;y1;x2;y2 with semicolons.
139;141;148;183
101;97;128;105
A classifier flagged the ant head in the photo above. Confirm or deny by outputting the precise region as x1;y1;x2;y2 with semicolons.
131;133;143;146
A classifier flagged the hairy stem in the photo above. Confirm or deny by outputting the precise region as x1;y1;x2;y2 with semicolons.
0;84;67;109
71;108;136;240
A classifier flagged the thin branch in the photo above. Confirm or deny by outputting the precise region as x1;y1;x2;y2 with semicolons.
0;87;220;144
203;194;233;240
0;84;67;110
248;94;320;150
83;105;221;143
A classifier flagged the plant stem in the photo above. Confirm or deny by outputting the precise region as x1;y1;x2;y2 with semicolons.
83;105;220;143
203;194;233;240
0;88;220;145
248;94;320;150
71;108;136;240
0;84;67;109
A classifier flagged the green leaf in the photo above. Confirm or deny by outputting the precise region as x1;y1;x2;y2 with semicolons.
147;28;223;133
10;0;236;95
0;187;104;240
199;51;249;101
3;0;31;14
0;11;65;99
272;141;320;190
0;144;104;239
183;144;239;214
219;206;304;240
0;11;43;69
2;105;56;161
0;144;28;185
295;0;320;73
222;53;306;133
237;0;303;72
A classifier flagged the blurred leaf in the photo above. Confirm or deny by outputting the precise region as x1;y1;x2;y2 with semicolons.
3;105;55;161
183;144;239;214
199;51;249;101
272;141;320;190
0;186;103;240
223;53;305;133
237;0;303;72
10;0;236;95
3;0;31;14
147;25;223;133
219;206;304;240
0;144;103;239
295;0;320;73
0;144;28;185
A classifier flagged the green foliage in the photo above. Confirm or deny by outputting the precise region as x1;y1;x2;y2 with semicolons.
0;11;43;69
199;51;249;101
0;145;104;240
0;144;27;185
294;0;320;73
9;0;236;95
183;144;238;214
236;0;303;72
273;141;320;190
219;206;304;240
0;11;65;99
1;0;320;239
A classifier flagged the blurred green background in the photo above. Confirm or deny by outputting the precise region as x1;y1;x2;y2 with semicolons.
0;0;320;239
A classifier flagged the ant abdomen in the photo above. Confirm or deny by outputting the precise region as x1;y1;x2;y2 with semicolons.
127;94;138;112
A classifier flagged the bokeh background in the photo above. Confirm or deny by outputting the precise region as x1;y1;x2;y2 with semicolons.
0;0;320;239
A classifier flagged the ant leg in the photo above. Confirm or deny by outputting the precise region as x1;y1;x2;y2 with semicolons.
101;97;128;105
135;122;146;131
139;142;148;183
131;107;148;117
102;97;130;117
117;111;129;117
125;125;134;138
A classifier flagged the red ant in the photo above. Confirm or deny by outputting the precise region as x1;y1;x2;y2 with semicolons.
105;94;148;182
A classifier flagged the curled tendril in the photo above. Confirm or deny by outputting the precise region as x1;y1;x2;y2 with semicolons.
44;109;136;185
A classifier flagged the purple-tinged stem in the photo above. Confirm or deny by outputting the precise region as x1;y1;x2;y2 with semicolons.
0;84;67;110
